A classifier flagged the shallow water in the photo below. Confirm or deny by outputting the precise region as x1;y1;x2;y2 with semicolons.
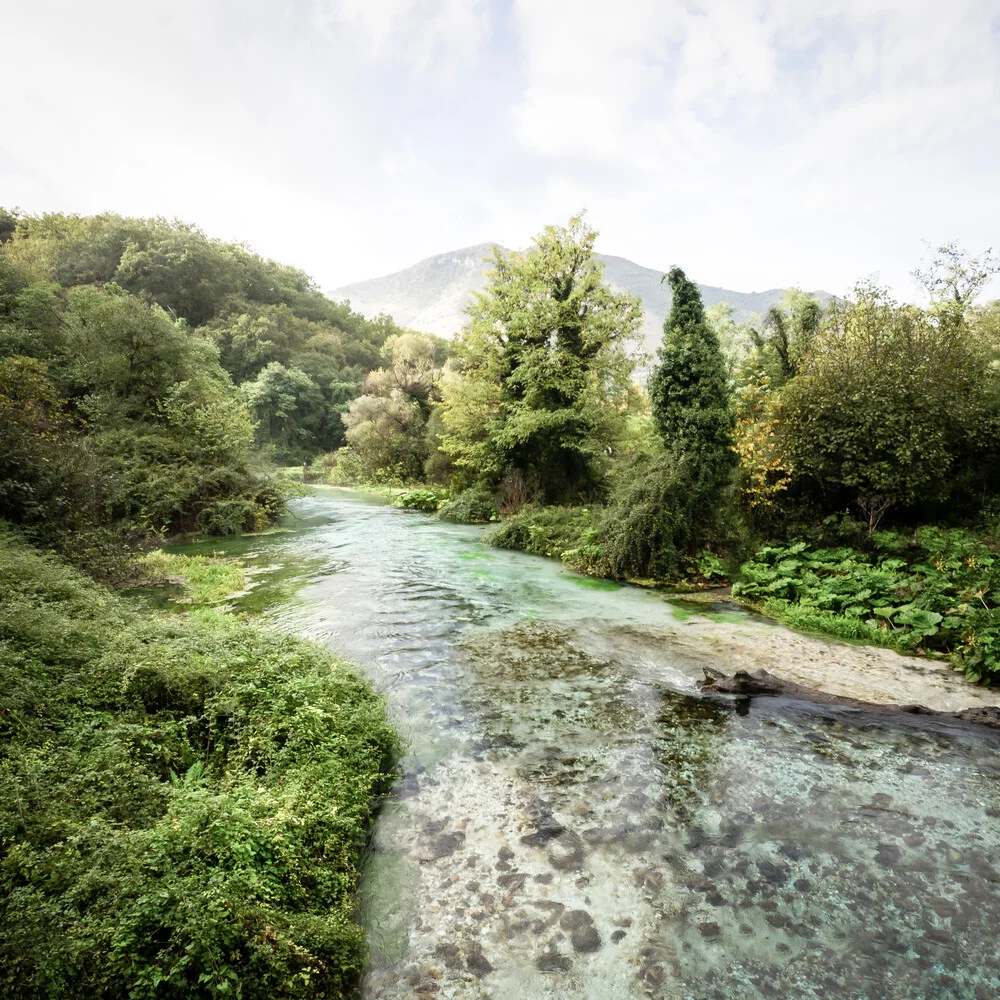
188;489;1000;1000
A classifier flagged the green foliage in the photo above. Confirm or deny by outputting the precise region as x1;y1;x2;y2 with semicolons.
0;526;399;998
137;551;247;604
777;282;1000;526
393;488;450;512
613;268;739;581
243;361;329;461
0;210;407;470
734;529;1000;682
595;451;734;581
747;290;823;387
322;447;409;488
647;267;734;468
0;211;410;553
482;505;597;558
439;216;641;503
436;486;498;524
329;333;448;483
704;302;756;380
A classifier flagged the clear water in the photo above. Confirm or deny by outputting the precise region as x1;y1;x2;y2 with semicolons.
185;489;1000;1000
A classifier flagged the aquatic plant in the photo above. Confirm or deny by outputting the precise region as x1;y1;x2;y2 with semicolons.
394;487;450;512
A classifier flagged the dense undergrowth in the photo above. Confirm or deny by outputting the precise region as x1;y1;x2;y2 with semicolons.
0;525;399;998
482;504;599;559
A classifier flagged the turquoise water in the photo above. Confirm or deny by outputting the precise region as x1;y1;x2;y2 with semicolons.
191;489;1000;1000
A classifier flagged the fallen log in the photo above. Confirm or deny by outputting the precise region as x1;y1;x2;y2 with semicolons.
699;668;1000;730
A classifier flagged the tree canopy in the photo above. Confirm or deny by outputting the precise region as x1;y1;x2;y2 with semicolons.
778;281;1000;526
647;266;733;469
440;216;641;503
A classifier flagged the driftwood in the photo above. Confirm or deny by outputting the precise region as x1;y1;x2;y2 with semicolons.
699;667;1000;730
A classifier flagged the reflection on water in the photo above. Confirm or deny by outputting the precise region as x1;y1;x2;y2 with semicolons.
187;489;1000;1000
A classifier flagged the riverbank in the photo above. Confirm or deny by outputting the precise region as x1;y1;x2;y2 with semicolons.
97;488;1000;1000
463;501;1000;702
650;603;1000;714
0;525;398;998
308;486;1000;715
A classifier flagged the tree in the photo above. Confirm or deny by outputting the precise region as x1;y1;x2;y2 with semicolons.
704;302;756;380
913;241;999;313
0;206;19;244
243;362;328;461
732;378;793;524
596;268;736;581
341;391;427;480
336;332;444;481
648;266;734;470
748;289;823;387
60;285;211;418
0;356;106;533
778;281;1000;528
439;216;641;502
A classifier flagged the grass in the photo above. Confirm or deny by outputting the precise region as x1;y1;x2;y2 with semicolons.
0;523;399;998
137;551;247;604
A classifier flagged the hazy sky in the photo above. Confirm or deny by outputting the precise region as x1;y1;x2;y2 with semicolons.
4;0;999;300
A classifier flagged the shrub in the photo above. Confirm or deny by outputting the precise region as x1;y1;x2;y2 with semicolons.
482;504;596;558
733;529;1000;683
322;447;408;488
776;282;1000;526
597;451;734;581
0;526;399;997
394;488;450;512
437;487;498;524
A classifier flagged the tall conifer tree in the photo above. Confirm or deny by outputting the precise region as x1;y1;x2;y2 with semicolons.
647;266;734;474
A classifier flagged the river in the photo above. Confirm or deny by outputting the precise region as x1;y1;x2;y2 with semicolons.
176;488;1000;1000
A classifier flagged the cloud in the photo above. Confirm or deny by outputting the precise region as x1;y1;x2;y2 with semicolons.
1;0;997;300
310;0;492;72
506;0;1000;296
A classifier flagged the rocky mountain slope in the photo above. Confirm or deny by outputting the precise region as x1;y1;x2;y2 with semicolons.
333;243;829;355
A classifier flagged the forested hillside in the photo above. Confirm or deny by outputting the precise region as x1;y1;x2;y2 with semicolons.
0;208;424;573
0;209;402;997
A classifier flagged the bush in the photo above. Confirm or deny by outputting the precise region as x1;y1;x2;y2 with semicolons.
597;451;734;581
436;487;498;524
776;283;1000;526
0;526;399;998
733;528;1000;683
322;447;408;488
394;488;450;512
482;504;596;558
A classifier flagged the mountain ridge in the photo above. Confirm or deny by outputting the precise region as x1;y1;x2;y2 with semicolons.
332;244;830;355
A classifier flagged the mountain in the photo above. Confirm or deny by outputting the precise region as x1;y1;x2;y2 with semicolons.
332;244;830;356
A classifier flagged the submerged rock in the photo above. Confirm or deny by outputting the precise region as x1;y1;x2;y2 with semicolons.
465;942;494;977
559;908;594;931
571;925;602;953
425;832;465;859
536;950;572;973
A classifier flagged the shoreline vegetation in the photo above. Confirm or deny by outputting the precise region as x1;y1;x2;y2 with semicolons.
0;529;399;998
305;219;1000;689
308;483;1000;717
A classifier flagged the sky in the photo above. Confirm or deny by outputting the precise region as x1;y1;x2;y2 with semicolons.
3;0;999;301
